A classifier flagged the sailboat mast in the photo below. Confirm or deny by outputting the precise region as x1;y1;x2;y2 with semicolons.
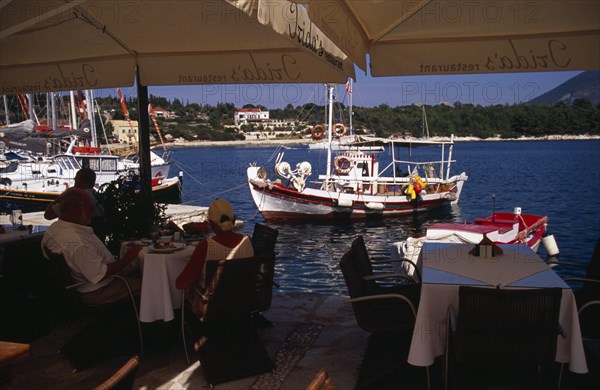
348;79;353;132
326;84;334;178
2;95;9;125
69;91;77;129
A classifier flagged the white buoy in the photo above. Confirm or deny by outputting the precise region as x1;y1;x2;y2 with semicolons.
542;235;560;256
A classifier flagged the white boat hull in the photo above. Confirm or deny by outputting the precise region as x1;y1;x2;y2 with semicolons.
248;166;466;221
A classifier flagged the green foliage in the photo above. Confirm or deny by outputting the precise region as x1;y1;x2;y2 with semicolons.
96;172;167;253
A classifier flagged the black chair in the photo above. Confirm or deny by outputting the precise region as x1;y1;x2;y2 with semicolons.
446;286;564;390
351;235;421;292
549;238;600;308
252;223;279;256
339;246;425;389
45;249;143;372
92;355;140;390
180;253;275;386
251;223;279;326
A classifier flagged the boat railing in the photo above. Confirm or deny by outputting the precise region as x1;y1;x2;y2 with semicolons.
379;159;457;180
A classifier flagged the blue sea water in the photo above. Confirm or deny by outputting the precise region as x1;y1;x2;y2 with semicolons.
168;140;600;295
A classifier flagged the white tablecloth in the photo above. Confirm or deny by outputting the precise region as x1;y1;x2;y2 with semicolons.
136;245;195;323
407;242;588;374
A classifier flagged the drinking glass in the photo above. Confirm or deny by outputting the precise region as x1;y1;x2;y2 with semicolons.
10;210;23;228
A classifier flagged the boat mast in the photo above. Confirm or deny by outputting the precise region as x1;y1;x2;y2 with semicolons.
326;84;334;178
69;91;77;129
446;134;454;180
422;105;430;139
2;95;9;125
348;79;353;133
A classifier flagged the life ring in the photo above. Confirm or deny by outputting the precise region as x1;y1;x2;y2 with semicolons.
311;125;325;140
334;123;346;137
334;155;353;174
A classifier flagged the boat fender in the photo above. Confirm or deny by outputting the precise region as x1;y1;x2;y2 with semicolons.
414;175;426;191
406;184;417;200
311;125;325;140
337;198;353;207
413;182;422;194
365;202;384;210
542;234;560;256
334;123;347;137
334;156;353;175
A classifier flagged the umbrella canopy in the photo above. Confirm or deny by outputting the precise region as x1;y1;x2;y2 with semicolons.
296;0;600;76
0;0;354;94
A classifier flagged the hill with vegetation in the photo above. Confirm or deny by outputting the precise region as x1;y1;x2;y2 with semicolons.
94;93;599;142
529;71;600;106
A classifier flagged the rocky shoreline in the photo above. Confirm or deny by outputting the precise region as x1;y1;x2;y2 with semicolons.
169;134;600;148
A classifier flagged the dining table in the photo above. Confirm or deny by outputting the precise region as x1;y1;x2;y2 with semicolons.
123;241;196;323
406;242;588;374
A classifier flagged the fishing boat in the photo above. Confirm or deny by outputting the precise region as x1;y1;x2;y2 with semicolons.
247;84;468;221
392;208;549;263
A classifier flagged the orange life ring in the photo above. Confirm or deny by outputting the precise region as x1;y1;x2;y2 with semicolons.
311;125;325;140
334;155;353;174
334;123;346;137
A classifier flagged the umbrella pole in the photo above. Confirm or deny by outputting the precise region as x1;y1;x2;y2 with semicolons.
135;67;153;212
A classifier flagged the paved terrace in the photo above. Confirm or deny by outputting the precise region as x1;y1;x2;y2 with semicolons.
11;292;373;389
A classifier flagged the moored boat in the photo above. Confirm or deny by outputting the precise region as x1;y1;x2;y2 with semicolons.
247;84;468;221
392;208;549;263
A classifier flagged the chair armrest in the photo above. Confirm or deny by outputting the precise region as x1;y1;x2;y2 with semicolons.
363;273;418;285
371;257;422;281
547;260;588;269
563;277;600;285
578;300;600;316
346;293;417;317
66;281;91;290
447;304;457;333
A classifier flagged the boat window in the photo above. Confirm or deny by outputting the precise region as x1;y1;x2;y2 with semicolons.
85;158;100;171
101;158;117;172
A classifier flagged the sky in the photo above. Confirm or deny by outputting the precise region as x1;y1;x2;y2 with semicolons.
100;70;583;109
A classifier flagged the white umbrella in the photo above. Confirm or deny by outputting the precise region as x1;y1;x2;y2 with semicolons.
0;0;355;196
296;0;600;75
0;0;354;92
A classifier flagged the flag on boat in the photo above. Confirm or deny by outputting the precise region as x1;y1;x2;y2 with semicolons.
345;81;352;95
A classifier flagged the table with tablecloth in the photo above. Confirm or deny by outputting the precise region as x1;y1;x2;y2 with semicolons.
407;242;588;374
123;243;196;323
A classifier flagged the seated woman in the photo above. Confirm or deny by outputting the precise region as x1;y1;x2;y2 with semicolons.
176;199;254;309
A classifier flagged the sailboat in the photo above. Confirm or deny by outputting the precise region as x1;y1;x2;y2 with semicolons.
307;80;384;152
247;84;468;221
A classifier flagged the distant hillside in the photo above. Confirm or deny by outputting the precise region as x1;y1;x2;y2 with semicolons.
529;71;600;105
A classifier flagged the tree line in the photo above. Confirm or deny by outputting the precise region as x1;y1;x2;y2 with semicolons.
4;94;597;141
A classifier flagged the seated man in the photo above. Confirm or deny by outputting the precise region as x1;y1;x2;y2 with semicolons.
176;199;253;296
44;167;103;220
42;188;141;307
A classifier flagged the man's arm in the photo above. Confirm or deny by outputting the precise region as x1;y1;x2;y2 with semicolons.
103;245;142;279
44;200;60;220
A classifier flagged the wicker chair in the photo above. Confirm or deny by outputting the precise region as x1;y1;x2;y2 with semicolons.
93;355;140;390
45;249;143;372
305;368;333;390
446;286;564;389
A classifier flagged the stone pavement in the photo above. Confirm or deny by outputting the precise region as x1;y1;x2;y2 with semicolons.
11;292;369;389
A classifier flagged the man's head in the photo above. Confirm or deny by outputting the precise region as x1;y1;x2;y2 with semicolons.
208;199;235;233
58;188;94;226
74;168;96;189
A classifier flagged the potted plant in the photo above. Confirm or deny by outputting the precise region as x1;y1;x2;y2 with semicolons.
96;172;167;253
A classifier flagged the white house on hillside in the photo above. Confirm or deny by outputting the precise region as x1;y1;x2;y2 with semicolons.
234;107;269;126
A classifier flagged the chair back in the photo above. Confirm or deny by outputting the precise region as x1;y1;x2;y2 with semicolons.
339;247;415;333
455;286;562;365
199;253;275;323
44;248;86;313
351;235;374;277
252;223;278;256
93;355;140;390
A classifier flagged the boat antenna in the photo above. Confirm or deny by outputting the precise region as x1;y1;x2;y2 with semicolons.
492;194;496;222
